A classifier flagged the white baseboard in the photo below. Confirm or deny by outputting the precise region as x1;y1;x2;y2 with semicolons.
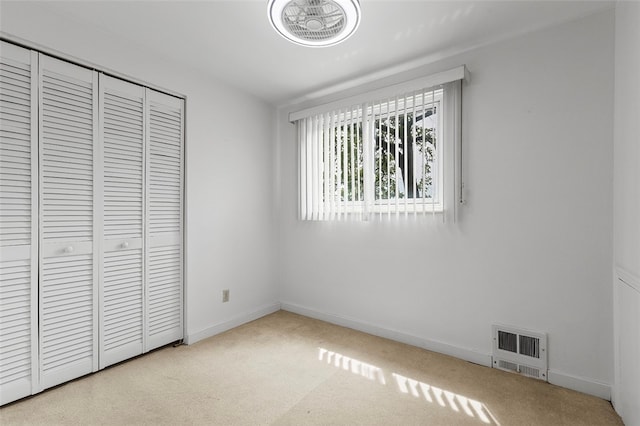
548;370;611;400
185;301;612;401
185;302;281;345
280;301;492;367
281;301;612;401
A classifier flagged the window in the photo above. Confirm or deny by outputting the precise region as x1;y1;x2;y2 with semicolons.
294;67;464;221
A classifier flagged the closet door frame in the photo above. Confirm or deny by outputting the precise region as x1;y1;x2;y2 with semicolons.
29;50;38;398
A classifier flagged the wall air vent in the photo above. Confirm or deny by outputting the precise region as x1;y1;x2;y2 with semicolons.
492;324;548;381
498;330;517;353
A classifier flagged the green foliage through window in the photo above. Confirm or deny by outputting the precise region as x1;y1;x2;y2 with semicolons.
328;105;438;203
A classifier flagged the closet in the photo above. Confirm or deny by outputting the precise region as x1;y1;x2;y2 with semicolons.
0;41;184;405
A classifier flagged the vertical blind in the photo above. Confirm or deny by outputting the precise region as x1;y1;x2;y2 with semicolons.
295;68;464;222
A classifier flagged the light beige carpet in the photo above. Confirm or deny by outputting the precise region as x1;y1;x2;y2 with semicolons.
0;311;623;425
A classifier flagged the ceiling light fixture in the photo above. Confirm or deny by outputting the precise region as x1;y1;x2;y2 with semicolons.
268;0;361;48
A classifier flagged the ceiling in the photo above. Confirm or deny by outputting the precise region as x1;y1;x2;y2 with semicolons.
3;0;612;106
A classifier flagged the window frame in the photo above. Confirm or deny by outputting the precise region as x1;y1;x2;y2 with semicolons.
294;67;465;222
366;90;445;214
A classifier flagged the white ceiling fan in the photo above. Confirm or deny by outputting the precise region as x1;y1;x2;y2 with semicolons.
268;0;361;47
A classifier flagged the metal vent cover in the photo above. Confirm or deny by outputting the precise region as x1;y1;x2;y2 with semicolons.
519;334;540;358
498;330;517;353
519;365;541;379
492;324;548;381
268;0;361;47
498;359;518;372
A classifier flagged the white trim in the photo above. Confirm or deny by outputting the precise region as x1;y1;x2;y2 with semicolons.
143;87;150;352
612;268;621;411
547;370;611;400
182;97;189;347
179;97;186;344
612;265;640;414
29;48;39;397
280;301;492;367
281;301;612;400
93;69;103;374
184;303;281;345
289;66;467;123
36;51;44;394
616;265;640;293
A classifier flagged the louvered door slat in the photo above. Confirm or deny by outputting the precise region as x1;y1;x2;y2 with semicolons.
99;75;145;368
1;42;186;405
0;41;37;406
0;260;32;391
39;54;98;391
146;89;183;351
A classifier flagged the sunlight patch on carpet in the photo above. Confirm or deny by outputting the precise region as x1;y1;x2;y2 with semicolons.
393;372;500;425
318;347;386;384
318;347;500;425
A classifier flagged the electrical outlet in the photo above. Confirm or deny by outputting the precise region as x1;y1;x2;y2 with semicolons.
222;289;229;303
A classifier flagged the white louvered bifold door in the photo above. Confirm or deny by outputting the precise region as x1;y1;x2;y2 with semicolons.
0;42;38;406
99;75;145;368
38;55;98;390
145;89;183;351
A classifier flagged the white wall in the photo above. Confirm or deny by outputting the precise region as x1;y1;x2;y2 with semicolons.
613;1;640;424
276;10;615;398
2;0;625;404
0;2;279;342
